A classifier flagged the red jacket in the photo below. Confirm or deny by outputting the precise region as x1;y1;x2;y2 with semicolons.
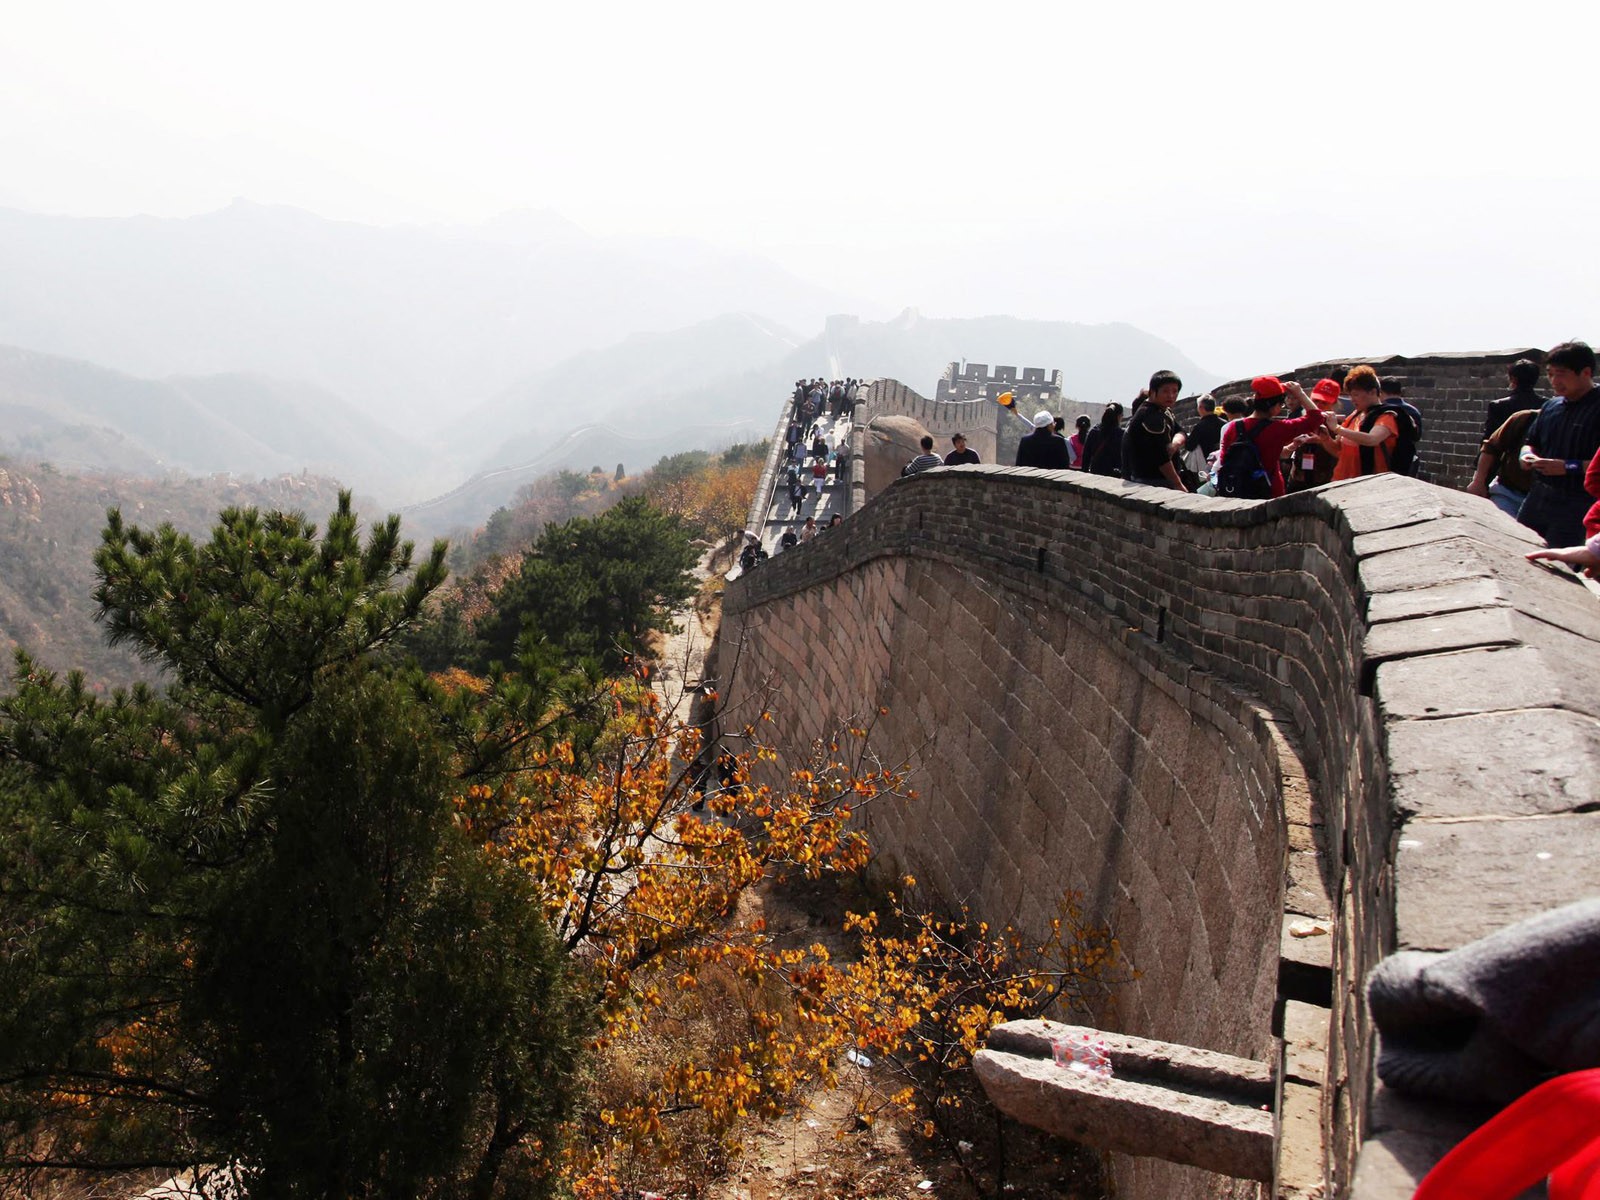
1584;446;1600;539
1216;410;1329;498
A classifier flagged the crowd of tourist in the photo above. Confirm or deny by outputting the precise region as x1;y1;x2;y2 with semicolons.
739;380;859;572
982;340;1600;564
1001;365;1429;497
744;342;1600;574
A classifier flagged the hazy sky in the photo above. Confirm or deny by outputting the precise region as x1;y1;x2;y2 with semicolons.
4;0;1597;377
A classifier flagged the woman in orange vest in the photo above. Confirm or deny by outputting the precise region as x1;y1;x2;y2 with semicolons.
1319;365;1399;479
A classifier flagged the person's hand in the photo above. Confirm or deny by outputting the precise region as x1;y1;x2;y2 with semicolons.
1527;543;1600;578
1464;480;1491;500
1522;450;1568;476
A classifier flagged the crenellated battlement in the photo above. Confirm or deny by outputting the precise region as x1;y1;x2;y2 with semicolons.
936;361;1064;404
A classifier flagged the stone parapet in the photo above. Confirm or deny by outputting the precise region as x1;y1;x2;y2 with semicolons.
719;456;1600;1199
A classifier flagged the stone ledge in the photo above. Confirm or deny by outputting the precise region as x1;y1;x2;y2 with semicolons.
1279;1080;1329;1199
1387;708;1600;821
974;1021;1274;1181
986;1019;1273;1099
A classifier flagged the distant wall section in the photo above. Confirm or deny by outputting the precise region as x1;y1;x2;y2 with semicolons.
859;379;1002;466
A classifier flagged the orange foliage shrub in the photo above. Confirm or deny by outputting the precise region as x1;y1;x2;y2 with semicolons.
451;677;1124;1194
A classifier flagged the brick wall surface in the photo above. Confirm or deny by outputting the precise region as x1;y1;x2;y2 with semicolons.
718;458;1600;1199
1211;349;1544;490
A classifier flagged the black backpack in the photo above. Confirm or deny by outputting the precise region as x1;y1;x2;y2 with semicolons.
1215;419;1274;499
1360;400;1422;476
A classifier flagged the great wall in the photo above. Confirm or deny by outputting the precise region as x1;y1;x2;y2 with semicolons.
717;351;1599;1199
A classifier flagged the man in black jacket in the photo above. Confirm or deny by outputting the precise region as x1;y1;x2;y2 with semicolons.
944;432;981;465
1483;358;1547;441
1122;371;1189;489
1016;411;1070;469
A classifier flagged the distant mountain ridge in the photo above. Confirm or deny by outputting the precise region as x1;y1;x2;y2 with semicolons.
0;344;434;496
0;201;862;433
450;312;802;465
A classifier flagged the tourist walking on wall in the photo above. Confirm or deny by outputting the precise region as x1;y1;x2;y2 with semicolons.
738;532;767;572
1016;411;1071;469
1518;341;1600;548
944;432;980;465
800;515;819;542
1122;370;1189;489
1525;445;1600;576
1378;377;1425;475
1189;394;1225;465
1082;405;1125;476
903;435;944;476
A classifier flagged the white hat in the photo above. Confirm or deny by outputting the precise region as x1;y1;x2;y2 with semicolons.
1032;410;1054;428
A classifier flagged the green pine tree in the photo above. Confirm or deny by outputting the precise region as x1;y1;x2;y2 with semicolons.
476;496;697;675
0;493;591;1199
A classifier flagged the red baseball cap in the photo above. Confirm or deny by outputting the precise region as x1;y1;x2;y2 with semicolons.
1310;378;1342;408
1251;376;1287;400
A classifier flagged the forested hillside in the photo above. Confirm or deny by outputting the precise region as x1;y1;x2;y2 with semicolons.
0;461;347;687
0;439;759;692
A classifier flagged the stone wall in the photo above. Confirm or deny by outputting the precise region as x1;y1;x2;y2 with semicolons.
718;457;1600;1198
1211;349;1543;490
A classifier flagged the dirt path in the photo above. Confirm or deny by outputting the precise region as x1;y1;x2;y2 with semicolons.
650;544;718;722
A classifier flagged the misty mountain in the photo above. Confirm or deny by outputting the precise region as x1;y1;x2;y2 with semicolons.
0;344;432;495
0;463;349;690
0;201;860;434
403;420;770;538
451;312;802;465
